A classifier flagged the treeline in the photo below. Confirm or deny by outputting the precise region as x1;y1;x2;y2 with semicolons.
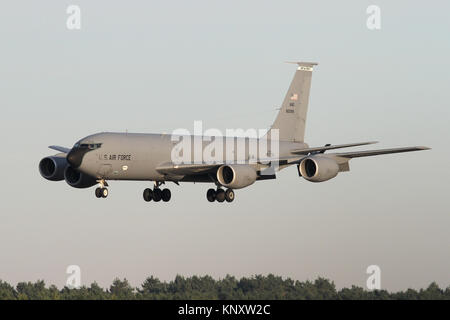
0;275;449;300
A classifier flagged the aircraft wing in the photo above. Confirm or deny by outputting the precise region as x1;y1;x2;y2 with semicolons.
331;146;430;158
290;141;378;155
49;145;71;154
156;163;220;176
155;146;430;177
156;155;304;176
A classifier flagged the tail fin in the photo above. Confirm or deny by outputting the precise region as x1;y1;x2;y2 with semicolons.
269;61;317;142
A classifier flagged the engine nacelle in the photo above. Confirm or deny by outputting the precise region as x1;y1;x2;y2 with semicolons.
39;156;68;181
217;164;257;189
298;156;339;182
64;166;97;189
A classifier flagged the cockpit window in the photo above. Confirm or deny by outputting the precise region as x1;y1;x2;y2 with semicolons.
78;143;102;149
89;143;102;149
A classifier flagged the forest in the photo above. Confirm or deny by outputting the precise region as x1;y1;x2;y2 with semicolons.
0;274;448;300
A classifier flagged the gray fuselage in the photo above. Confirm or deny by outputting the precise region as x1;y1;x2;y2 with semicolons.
70;132;307;182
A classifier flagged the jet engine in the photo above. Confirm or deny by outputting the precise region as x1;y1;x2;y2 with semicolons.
64;166;97;189
217;164;257;189
298;156;339;182
39;156;68;181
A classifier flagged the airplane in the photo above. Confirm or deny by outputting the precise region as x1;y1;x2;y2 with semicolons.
39;62;429;203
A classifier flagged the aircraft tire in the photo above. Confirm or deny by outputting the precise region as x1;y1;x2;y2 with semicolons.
143;188;153;202
101;188;108;198
95;188;102;198
216;189;225;202
206;189;216;202
153;188;162;202
225;189;235;202
161;189;171;202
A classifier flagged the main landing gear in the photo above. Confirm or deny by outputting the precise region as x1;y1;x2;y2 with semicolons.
95;180;109;198
207;188;235;203
143;181;171;203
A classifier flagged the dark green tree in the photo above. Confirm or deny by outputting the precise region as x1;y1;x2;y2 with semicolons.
0;276;447;300
0;280;16;300
138;276;168;299
109;278;134;300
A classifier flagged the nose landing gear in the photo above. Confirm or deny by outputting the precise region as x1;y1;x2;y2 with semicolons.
95;180;109;198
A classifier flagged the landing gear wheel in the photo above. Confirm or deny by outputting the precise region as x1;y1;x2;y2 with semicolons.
101;188;108;198
206;189;216;202
225;189;235;202
153;188;162;202
95;188;102;198
143;188;153;202
216;189;225;202
161;189;171;202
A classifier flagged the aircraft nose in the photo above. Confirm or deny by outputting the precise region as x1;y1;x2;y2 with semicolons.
67;148;84;168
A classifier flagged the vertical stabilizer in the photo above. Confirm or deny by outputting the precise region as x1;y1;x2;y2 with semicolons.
269;62;317;142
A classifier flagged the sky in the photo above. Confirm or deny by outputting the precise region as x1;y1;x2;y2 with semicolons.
0;1;449;292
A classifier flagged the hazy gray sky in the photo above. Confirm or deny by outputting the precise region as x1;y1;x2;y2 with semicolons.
0;1;448;291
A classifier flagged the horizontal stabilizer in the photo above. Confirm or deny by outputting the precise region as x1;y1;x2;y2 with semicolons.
49;145;71;153
290;141;378;155
285;61;319;69
334;146;430;158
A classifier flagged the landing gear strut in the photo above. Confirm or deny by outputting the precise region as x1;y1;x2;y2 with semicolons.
95;180;109;198
143;181;172;203
206;188;235;203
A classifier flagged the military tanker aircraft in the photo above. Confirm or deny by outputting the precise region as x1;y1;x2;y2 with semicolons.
39;62;429;203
